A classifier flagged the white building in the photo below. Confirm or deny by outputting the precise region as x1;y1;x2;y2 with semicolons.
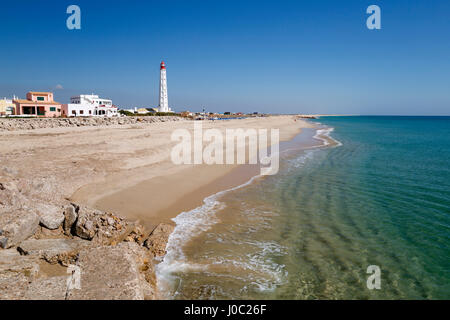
0;97;16;116
62;94;118;117
158;61;173;113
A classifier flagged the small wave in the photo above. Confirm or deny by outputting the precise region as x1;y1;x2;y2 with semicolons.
287;149;316;169
313;127;343;147
207;239;289;293
156;173;265;298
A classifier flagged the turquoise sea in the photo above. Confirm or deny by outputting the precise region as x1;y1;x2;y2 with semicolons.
156;116;450;299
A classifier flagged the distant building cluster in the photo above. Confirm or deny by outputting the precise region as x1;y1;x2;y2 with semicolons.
0;62;264;119
1;61;175;118
1;91;118;118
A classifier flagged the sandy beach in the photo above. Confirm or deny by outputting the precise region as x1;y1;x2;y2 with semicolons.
0;116;314;231
71;116;315;229
0;115;316;299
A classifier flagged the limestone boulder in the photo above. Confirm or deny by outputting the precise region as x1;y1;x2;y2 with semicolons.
74;207;102;240
0;178;25;209
35;203;65;230
0;248;40;278
23;276;68;300
74;205;130;244
18;238;91;265
0;249;70;300
0;210;40;248
67;242;155;300
144;223;175;257
63;204;78;235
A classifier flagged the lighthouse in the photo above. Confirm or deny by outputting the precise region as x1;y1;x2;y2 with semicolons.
158;61;171;112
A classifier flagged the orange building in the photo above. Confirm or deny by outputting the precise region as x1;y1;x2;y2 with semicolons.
13;92;62;117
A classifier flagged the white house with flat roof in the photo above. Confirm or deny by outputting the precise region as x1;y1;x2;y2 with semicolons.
62;94;118;117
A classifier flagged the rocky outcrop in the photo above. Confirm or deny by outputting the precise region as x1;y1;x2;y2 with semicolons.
74;206;133;244
67;242;155;300
17;238;91;265
0;210;40;248
144;223;175;257
0;116;185;131
0;200;174;300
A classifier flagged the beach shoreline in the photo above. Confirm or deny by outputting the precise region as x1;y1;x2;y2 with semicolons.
154;124;341;298
70;116;316;230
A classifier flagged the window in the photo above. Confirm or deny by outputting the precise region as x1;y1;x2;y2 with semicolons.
89;110;92;114
80;110;84;115
72;110;76;115
37;97;45;101
50;107;56;111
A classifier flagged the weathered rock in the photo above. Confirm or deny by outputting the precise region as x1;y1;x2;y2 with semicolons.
35;203;65;230
0;210;40;248
0;237;7;249
24;276;67;300
0;267;36;299
0;249;67;300
74;206;131;244
106;217;114;226
63;204;78;235
144;223;174;257
0;179;26;208
0;249;40;280
2;167;18;176
67;242;155;300
0;272;30;300
33;225;65;239
74;207;101;240
18;238;91;265
125;241;156;298
124;223;146;244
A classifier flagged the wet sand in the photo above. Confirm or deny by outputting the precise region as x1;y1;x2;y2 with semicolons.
93;163;261;229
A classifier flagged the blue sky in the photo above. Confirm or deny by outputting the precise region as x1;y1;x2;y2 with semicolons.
1;0;449;114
